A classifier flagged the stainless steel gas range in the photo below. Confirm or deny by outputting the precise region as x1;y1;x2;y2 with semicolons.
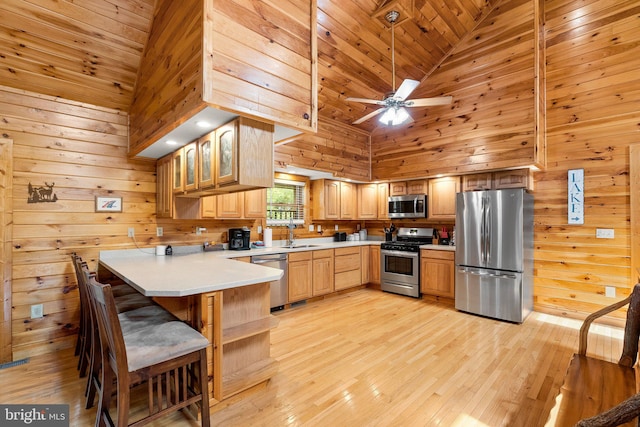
380;227;434;298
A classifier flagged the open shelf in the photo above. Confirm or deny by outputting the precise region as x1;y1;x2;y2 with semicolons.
222;316;279;345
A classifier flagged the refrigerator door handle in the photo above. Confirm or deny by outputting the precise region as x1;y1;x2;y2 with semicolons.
485;194;491;263
457;268;490;276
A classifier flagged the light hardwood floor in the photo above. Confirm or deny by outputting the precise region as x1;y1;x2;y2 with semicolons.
0;288;624;426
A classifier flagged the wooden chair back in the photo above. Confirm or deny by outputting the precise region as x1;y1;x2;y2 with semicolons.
86;276;128;380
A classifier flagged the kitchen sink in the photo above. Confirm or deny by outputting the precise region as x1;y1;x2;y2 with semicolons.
282;244;322;249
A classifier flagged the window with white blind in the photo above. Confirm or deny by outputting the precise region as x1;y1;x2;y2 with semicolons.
266;179;305;226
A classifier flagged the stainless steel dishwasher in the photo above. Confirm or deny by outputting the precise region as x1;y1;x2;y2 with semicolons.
251;253;288;311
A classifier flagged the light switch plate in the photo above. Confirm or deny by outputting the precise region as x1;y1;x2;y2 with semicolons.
605;286;616;298
596;228;614;239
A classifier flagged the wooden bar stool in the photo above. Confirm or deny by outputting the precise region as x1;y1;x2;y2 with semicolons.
87;275;210;426
72;254;161;409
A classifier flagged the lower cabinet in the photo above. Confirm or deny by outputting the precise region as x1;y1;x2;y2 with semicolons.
369;246;381;285
420;249;455;298
360;245;370;284
288;251;313;303
312;249;334;296
334;247;361;291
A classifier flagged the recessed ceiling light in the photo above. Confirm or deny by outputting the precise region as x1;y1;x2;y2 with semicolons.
166;140;178;145
196;121;211;128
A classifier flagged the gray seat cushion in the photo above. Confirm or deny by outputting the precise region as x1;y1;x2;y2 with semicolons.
118;305;177;336
123;321;209;372
114;292;154;313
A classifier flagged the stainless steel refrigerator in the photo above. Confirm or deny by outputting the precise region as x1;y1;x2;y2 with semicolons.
455;188;534;323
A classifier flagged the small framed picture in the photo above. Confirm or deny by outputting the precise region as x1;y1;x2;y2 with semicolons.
95;196;122;212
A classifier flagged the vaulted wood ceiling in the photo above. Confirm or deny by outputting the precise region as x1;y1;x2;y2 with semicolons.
0;0;497;134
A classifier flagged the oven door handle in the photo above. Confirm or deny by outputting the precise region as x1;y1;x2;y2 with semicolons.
381;250;419;258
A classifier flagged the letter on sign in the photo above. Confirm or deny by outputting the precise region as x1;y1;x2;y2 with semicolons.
568;169;584;225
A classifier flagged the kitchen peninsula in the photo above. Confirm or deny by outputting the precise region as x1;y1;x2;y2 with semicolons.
99;249;284;405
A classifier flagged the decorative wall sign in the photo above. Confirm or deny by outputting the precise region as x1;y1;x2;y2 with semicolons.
95;196;122;212
28;182;57;203
568;169;584;224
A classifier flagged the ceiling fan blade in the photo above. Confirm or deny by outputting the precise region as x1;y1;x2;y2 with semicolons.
394;79;420;101
352;108;386;125
345;97;387;106
405;96;453;107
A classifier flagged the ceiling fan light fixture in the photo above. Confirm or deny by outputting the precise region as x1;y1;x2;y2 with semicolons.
379;107;410;126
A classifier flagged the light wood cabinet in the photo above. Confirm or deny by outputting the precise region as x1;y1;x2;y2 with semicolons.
340;181;356;219
334;247;361;291
389;181;407;196
357;183;378;219
244;189;267;218
377;183;389;219
360;245;370;284
288;251;313;303
183;141;198;192
216;192;244;219
172;148;184;193
420;250;455;299
312;179;340;220
462;173;493;191
494;169;533;191
200;195;217;218
198;132;215;189
461;169;533;192
407;179;428;194
157;154;173;218
428;176;460;220
312;249;334;296
216;117;274;192
369;245;381;285
199;189;266;220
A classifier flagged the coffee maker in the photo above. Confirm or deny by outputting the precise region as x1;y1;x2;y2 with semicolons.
229;228;250;250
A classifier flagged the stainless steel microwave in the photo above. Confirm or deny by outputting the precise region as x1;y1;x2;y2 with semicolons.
388;194;428;218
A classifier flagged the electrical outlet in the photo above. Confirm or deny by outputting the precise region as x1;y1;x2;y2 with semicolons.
605;286;616;298
309;224;315;232
596;228;614;239
257;225;262;234
31;304;44;319
156;227;163;237
128;227;135;238
335;224;339;231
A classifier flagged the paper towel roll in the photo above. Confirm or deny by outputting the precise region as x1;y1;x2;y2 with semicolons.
156;245;167;256
264;228;273;247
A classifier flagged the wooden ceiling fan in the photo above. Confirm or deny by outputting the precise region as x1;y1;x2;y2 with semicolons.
347;10;452;126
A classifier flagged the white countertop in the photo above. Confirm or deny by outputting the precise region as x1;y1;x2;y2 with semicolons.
99;250;284;297
99;240;456;297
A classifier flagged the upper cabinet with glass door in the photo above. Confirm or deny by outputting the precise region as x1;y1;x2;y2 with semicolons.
198;131;215;190
215;116;274;192
183;141;198;192
216;121;238;186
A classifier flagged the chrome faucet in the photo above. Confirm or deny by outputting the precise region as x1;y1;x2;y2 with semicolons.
287;218;296;247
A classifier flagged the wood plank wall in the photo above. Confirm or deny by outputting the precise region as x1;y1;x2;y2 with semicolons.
274;119;371;181
0;0;155;112
0;86;156;359
0;138;13;363
534;0;640;320
371;0;543;180
129;0;205;155
203;0;318;134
